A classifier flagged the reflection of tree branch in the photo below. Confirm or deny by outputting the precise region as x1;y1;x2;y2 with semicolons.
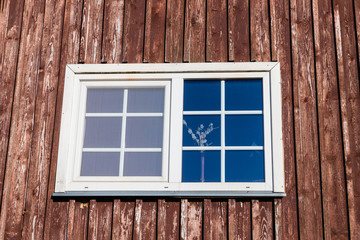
183;120;218;147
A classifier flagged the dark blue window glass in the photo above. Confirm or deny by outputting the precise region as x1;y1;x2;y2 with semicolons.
182;150;221;182
183;115;220;146
184;80;221;111
225;150;264;182
225;79;263;110
225;115;263;146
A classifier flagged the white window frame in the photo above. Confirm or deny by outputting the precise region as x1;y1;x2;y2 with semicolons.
54;62;285;197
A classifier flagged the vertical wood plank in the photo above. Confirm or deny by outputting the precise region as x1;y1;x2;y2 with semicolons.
203;200;227;240
0;0;9;74
250;0;270;62
122;0;146;63
112;200;135;240
228;199;251;240
88;200;113;240
79;0;104;63
312;0;349;238
180;199;188;240
133;200;157;240
101;0;125;63
252;200;273;240
0;0;46;238
143;0;166;63
164;0;184;63
228;0;250;62
354;0;360;65
43;0;83;238
184;0;206;62
186;201;203;240
67;200;89;240
290;0;324;238
157;200;180;240
333;0;360;239
20;0;66;239
206;0;227;62
269;0;298;238
0;0;24;208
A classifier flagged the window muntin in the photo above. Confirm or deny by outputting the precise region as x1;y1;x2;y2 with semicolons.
55;63;284;195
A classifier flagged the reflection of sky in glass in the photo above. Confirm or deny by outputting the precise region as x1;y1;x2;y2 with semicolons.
86;89;124;113
183;115;220;146
123;152;162;176
184;81;221;111
225;79;263;110
126;117;163;148
81;152;120;176
127;88;164;113
225;115;263;146
225;150;264;182
182;150;221;182
83;117;122;148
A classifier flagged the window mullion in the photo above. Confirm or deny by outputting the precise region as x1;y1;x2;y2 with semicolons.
119;89;128;177
221;80;225;183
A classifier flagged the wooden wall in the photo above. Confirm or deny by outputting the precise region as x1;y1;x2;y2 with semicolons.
0;0;359;239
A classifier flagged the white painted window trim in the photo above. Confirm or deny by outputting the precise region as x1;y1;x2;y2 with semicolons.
55;62;284;195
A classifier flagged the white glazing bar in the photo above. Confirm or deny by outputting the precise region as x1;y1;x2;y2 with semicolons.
221;80;225;183
119;89;128;177
182;146;263;151
85;112;163;117
82;148;162;152
183;110;262;115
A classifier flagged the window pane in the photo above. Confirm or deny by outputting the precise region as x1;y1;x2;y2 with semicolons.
123;152;162;176
83;117;122;148
81;152;120;176
125;117;163;148
183;115;220;147
225;150;264;182
184;80;221;111
225;115;263;146
182;150;221;182
127;88;164;113
86;89;124;113
225;79;263;110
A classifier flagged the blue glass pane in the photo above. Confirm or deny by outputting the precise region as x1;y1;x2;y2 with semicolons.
183;115;220;146
225;79;263;110
225;115;263;146
81;152;120;176
184;80;221;111
182;150;221;182
83;117;122;148
127;88;164;113
86;88;124;113
225;150;264;182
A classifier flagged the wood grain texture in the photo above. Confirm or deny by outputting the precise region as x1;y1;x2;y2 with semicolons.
269;0;298;238
122;0;146;63
0;0;9;74
67;200;89;240
88;200;113;240
206;0;227;62
157;200;180;240
250;0;270;62
252;200;273;240
228;0;249;62
101;0;125;63
20;0;66;239
165;0;184;63
228;199;251;240
182;200;202;240
0;0;24;208
133;200;157;240
112;200;135;240
290;0;324;238
43;0;83;238
143;0;166;63
333;0;360;239
184;0;206;62
79;0;104;63
204;199;227;240
0;0;46;238
312;0;349;238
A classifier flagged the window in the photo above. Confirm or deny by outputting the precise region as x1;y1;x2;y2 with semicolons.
54;63;285;197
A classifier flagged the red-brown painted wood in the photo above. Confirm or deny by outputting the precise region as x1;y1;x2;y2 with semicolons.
333;0;360;239
88;200;113;240
0;0;46;238
204;199;227;240
112;200;135;240
290;0;324;238
157;200;180;240
181;200;203;240
252;200;273;240
228;199;251;240
102;0;125;63
133;200;157;240
67;200;89;240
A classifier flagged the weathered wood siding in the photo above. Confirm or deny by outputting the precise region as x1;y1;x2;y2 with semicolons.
0;0;359;239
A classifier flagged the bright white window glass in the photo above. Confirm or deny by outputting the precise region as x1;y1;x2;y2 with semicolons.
123;152;162;176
